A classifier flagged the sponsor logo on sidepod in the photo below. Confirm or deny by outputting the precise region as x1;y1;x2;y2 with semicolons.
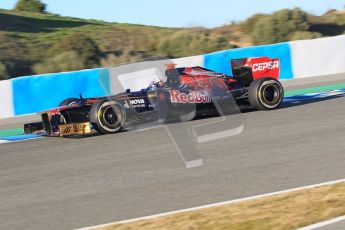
130;99;145;105
169;90;212;103
252;60;279;72
128;98;145;108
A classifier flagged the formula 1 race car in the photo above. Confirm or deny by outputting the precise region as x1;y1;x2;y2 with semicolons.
24;57;284;137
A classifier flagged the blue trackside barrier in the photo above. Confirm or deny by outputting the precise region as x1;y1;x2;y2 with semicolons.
204;42;293;80
3;36;345;118
12;68;110;116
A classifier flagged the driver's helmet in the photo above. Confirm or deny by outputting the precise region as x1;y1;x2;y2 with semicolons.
165;63;180;87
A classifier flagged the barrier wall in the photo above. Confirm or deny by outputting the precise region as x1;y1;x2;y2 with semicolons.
0;80;14;118
108;60;172;94
1;35;345;118
173;55;204;67
12;69;110;116
204;42;294;80
291;35;345;78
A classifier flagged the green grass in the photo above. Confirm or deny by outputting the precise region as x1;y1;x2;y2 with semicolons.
285;83;345;96
0;128;23;138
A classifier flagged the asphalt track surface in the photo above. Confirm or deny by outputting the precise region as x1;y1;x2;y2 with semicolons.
316;219;345;230
1;75;345;230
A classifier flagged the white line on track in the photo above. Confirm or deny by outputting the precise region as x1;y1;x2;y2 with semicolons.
297;215;345;230
0;137;42;144
76;178;345;230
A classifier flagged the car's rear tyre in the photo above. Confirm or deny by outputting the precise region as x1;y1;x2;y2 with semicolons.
90;99;126;134
59;98;79;106
248;78;284;110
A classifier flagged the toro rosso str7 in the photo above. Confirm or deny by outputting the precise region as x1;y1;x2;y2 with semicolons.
24;57;284;137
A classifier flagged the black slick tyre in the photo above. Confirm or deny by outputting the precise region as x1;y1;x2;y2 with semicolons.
90;99;126;134
248;78;284;110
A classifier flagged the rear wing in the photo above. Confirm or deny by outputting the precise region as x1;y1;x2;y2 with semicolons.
231;57;280;80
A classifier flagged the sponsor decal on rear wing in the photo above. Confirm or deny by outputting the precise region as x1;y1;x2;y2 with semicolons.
231;57;280;80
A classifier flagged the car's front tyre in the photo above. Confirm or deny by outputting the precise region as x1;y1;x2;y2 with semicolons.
90;99;126;134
